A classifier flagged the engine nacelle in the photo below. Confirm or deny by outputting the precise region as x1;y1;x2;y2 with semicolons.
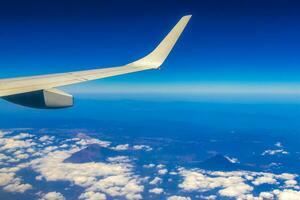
2;89;73;109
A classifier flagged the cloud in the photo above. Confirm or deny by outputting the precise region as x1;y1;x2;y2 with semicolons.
39;135;55;142
252;175;278;186
218;183;253;198
0;130;11;138
158;169;168;175
0;131;144;199
112;144;129;151
259;191;274;199
285;179;298;188
224;156;239;164
12;133;34;140
196;195;217;200
15;153;29;160
143;164;155;168
277;173;296;180
2;129;300;200
0;159;32;192
275;142;283;148
276;189;300;200
167;196;191;200
87;174;143;199
149;177;162;185
30;149;143;200
178;168;299;199
0;138;36;151
262;149;289;156
107;156;130;163
79;191;106;200
3;178;32;193
178;169;249;193
149;188;164;194
0;130;145;199
156;164;165;169
75;138;110;148
133;145;152;151
0;153;9;161
0;173;14;186
39;192;66;200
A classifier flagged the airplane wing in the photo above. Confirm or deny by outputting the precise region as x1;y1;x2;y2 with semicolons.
0;15;191;109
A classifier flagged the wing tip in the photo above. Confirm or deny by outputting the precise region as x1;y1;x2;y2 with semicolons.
183;14;192;19
128;14;192;69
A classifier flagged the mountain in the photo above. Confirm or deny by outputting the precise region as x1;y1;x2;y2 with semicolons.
64;144;122;163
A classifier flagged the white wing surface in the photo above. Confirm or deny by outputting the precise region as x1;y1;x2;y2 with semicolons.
0;15;191;108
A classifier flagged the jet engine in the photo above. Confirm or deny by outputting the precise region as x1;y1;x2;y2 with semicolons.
2;89;73;109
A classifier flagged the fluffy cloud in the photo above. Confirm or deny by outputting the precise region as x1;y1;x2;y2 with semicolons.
39;135;55;142
276;189;300;200
178;168;299;199
15;153;29;160
252;175;278;186
112;144;129;151
30;148;143;200
149;187;164;194
156;164;165;169
107;156;130;163
149;177;162;185
0;131;143;199
158;169;168;175
0;173;14;186
179;169;250;194
285;179;298;188
2;130;300;200
3;178;32;193
197;195;217;200
0;138;36;151
12;133;34;140
79;191;106;200
75;138;110;148
167;196;191;200
39;192;66;200
218;183;253;197
133;145;152;151
259;191;274;199
87;174;143;199
0;138;32;194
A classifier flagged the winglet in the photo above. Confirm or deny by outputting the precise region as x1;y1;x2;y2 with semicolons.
128;15;192;69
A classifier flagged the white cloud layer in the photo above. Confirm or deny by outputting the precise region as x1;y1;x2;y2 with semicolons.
0;131;144;199
39;192;66;200
112;144;129;151
178;168;300;199
1;130;300;200
167;195;191;200
149;187;164;194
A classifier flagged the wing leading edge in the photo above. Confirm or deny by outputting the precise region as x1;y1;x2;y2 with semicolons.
0;15;191;108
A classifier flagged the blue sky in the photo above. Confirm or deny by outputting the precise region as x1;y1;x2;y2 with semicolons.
1;0;300;95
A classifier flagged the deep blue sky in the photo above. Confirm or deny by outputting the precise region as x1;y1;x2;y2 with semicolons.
1;0;300;94
1;0;300;130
